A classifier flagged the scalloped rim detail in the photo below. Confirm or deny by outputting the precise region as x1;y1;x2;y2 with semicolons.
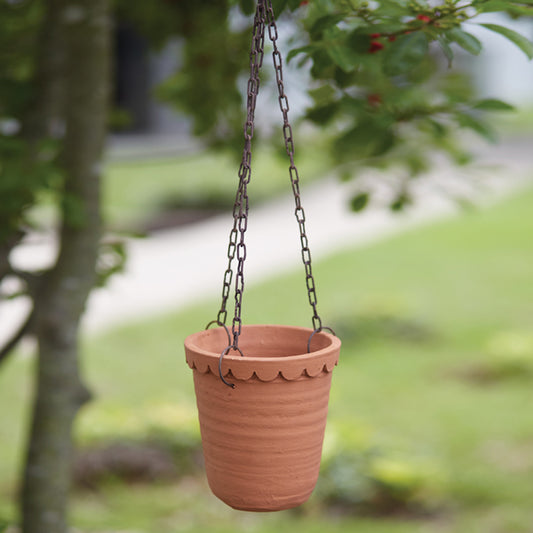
185;325;340;382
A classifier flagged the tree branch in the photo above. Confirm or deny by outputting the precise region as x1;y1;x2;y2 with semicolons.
0;307;34;367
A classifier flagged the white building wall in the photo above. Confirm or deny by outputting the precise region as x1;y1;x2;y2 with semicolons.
466;14;533;106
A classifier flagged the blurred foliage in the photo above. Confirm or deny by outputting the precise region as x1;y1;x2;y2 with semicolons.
75;400;445;515
456;330;533;383
0;1;61;247
154;0;532;209
317;420;445;515
115;0;249;149
2;0;532;250
483;330;533;380
0;0;41;113
95;238;127;287
332;309;434;345
155;18;248;148
0;136;60;244
74;401;202;488
277;0;531;208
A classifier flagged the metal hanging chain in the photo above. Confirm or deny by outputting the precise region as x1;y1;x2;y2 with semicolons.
210;0;266;350
210;0;325;352
264;0;323;332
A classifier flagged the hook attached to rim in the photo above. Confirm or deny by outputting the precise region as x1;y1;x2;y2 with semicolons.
307;326;336;354
218;344;244;388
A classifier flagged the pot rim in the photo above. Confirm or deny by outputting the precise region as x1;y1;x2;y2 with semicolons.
185;324;341;382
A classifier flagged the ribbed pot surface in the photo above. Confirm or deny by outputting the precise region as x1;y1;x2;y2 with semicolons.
185;324;340;511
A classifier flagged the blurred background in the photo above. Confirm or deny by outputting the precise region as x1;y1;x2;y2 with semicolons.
1;1;533;532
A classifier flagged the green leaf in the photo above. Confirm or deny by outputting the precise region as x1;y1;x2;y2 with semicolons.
473;98;515;111
384;33;429;76
310;14;346;38
324;27;359;72
309;84;336;105
238;0;255;15
351;192;370;212
448;28;482;55
390;192;411;212
287;44;316;63
327;44;359;71
376;0;409;16
288;0;304;9
426;118;447;139
456;112;497;143
335;122;396;161
340;170;352;182
310;48;336;79
306;102;340;124
437;36;454;67
476;0;511;13
334;66;357;88
271;0;288;17
348;30;375;54
479;23;533;60
406;153;430;175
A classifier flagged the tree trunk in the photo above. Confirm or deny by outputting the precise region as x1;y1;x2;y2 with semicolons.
23;0;66;142
20;1;111;532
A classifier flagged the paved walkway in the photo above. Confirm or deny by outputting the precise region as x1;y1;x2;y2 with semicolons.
2;138;533;343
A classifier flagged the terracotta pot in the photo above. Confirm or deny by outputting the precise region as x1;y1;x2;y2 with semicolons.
184;324;340;512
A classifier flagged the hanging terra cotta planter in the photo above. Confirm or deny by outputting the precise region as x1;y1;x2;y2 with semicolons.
184;0;341;512
185;325;340;511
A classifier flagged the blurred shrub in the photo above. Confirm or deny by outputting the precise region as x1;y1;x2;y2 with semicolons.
73;441;185;489
75;402;445;515
316;420;445;516
484;331;533;379
73;401;202;489
455;331;533;384
331;298;435;346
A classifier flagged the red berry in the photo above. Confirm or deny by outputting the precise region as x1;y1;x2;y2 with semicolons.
417;14;431;22
367;93;382;107
368;41;385;53
370;33;381;38
388;35;397;42
300;0;309;5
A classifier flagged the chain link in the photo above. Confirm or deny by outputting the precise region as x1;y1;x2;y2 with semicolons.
215;0;266;347
264;0;323;331
213;0;324;347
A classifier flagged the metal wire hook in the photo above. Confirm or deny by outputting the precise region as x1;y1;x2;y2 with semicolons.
307;326;336;353
219;345;244;388
205;320;232;346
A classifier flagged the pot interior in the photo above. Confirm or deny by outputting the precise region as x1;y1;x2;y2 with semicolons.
193;325;332;359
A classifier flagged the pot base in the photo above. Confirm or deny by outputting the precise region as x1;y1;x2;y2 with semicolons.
217;494;312;513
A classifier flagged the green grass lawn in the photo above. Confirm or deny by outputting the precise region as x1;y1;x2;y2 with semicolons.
104;142;329;231
1;186;533;532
